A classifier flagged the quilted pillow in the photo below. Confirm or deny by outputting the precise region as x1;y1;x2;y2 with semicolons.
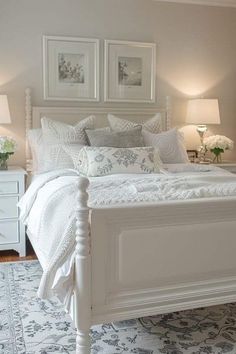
108;113;162;133
64;145;163;177
142;128;189;164
41;116;95;171
85;126;144;148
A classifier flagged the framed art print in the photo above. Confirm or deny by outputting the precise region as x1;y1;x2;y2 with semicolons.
104;40;156;103
43;36;99;101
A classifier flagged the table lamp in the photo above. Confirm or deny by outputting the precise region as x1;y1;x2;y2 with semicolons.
186;98;220;162
0;95;11;124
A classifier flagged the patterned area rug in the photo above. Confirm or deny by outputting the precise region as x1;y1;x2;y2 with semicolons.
1;261;236;354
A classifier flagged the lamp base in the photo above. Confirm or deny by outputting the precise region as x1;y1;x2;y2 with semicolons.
196;125;207;163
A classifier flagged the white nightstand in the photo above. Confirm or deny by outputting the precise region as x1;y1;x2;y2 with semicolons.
212;162;236;174
0;166;26;257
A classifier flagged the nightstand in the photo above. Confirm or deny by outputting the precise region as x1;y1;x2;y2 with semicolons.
211;162;236;174
0;166;27;257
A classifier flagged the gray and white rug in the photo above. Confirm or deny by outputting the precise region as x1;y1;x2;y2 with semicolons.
1;261;236;354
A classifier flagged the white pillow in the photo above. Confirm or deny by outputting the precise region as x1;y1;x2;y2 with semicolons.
64;145;163;177
142;128;189;164
27;128;44;173
41;116;95;172
108;113;162;133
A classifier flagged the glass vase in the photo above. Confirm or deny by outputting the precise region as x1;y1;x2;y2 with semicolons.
213;153;222;163
0;158;8;170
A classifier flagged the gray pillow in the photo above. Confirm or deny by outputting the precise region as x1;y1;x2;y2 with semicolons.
85;126;144;148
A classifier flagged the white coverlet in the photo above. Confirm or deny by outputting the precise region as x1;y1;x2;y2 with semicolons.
18;164;236;308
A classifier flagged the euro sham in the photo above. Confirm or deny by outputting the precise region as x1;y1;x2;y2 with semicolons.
108;113;162;133
41;115;95;172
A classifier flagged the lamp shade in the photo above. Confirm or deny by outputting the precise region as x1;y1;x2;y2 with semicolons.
186;99;220;125
0;95;11;124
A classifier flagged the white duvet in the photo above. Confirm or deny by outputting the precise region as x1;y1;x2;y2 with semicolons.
18;164;236;309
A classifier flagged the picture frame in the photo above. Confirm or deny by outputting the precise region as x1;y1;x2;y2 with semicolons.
43;36;99;101
187;149;198;163
104;39;156;103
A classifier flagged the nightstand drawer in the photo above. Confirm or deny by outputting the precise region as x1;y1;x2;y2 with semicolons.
0;181;18;194
0;221;18;244
0;196;18;219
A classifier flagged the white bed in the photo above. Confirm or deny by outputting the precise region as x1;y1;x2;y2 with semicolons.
21;88;236;354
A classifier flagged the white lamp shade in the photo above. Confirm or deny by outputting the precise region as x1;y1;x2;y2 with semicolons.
186;99;220;125
0;95;11;124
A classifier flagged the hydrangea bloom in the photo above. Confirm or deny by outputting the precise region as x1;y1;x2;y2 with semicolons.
204;135;234;151
0;136;17;154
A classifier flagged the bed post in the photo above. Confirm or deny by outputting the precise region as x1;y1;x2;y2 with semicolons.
25;88;32;173
166;95;172;130
75;177;91;354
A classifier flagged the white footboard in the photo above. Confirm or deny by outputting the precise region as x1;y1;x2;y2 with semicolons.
74;177;236;353
90;198;236;325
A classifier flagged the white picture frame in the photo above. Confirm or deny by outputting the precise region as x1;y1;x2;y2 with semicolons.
104;40;156;103
43;35;99;101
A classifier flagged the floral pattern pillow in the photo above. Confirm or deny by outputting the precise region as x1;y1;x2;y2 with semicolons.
64;145;163;177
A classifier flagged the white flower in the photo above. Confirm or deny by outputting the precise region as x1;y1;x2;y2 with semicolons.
204;135;234;151
0;136;17;154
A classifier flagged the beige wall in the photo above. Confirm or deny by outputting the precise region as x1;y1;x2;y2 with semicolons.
0;0;236;166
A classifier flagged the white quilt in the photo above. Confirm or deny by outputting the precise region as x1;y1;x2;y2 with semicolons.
18;164;236;309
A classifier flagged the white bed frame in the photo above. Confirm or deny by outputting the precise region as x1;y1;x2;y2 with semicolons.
25;88;236;354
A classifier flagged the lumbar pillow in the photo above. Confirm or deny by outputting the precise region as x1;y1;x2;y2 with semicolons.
142;128;189;164
108;113;162;133
64;145;163;177
41;115;95;171
85;126;144;148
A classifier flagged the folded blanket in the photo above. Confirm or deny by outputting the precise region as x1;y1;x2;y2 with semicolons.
131;175;236;194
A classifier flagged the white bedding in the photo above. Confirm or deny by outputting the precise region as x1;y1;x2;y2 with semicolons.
18;164;236;309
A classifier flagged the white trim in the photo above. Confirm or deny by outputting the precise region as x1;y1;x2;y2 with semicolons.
154;0;236;7
92;293;236;325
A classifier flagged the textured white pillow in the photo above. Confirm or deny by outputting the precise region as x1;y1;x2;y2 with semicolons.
108;113;162;133
64;145;163;177
27;128;45;173
41;116;95;172
142;128;189;164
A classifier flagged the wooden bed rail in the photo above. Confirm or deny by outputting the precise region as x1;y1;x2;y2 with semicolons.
75;177;91;354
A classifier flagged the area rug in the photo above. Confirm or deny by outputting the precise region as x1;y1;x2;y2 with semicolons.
1;261;236;354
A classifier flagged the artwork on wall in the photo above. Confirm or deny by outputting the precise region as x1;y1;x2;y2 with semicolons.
104;40;156;103
43;36;99;101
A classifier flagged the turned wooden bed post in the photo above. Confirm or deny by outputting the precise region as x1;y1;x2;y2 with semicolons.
75;177;91;354
25;87;33;174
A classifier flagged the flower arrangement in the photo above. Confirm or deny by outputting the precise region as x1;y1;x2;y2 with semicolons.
0;136;17;169
203;135;234;163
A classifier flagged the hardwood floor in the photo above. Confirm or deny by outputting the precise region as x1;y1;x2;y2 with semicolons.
0;238;37;262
